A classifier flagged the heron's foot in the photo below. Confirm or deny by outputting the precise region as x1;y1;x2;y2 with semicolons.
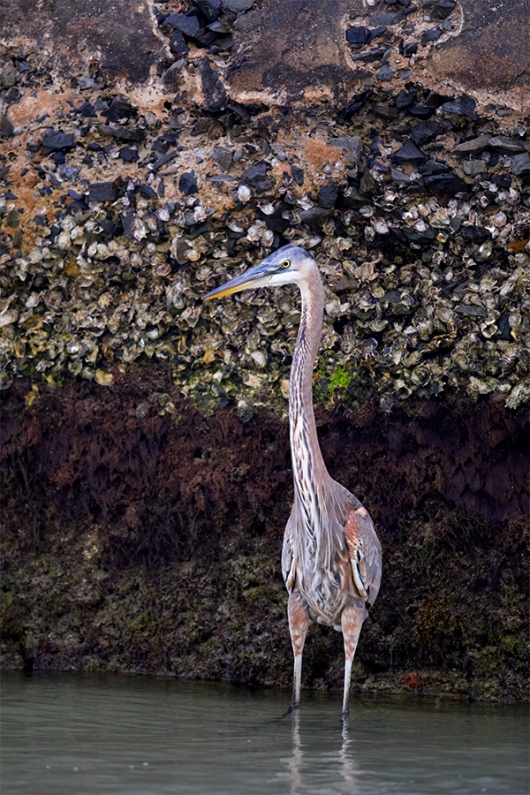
279;703;299;719
341;708;350;722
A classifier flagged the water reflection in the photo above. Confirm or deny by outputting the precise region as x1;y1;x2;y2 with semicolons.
1;672;528;795
279;712;359;795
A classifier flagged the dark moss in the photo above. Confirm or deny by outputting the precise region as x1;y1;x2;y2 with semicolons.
0;367;528;700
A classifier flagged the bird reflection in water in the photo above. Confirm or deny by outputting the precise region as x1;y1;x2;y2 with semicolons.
277;712;359;795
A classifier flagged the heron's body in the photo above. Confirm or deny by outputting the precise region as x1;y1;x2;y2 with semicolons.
205;245;382;718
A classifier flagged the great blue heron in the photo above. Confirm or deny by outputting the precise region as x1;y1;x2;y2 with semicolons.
204;245;382;718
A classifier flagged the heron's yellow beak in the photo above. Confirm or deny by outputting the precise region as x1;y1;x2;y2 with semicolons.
203;266;272;301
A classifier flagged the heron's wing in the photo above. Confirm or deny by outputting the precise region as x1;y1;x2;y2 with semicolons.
344;506;382;606
282;517;297;593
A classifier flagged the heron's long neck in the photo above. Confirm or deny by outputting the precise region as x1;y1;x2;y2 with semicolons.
289;274;329;502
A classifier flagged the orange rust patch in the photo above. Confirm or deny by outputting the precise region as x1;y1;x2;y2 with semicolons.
8;88;76;127
300;138;345;169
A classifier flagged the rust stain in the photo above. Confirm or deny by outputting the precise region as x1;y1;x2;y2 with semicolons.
8;89;76;127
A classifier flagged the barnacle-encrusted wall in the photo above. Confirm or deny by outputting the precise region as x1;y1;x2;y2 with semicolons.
0;0;529;698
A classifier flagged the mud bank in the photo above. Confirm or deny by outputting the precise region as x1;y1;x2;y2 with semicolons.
1;370;528;700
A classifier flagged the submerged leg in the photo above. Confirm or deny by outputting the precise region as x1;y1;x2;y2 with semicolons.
341;605;365;719
287;592;310;712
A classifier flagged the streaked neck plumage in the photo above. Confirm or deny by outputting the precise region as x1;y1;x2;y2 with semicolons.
289;270;330;514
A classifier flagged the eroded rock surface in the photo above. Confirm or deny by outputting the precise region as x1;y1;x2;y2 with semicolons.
0;0;168;84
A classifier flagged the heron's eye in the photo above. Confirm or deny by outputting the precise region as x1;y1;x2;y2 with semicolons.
281;260;291;269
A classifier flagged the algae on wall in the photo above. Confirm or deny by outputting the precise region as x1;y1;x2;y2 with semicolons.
1;372;528;700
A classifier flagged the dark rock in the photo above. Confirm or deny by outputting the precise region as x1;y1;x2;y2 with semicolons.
89;182;117;202
352;46;387;63
377;64;395;81
41;130;75;153
318;182;339;209
207;174;237;183
299;206;331;227
213;146;233;171
370;160;390;173
441;95;478;119
424;172;468;195
359;169;379;196
137;184;158;200
421;27;442;45
392;140;427;163
511;152;530;177
227;100;250;121
346;26;371;48
391;167;411;185
164;13;202;37
419;159;450;175
221;0;255;14
410;120;445;146
99;219;119;240
453;134;492;154
342;185;367;209
5;208;20;228
290;165;304;185
76;101;97;117
194;30;218;47
370;25;388;40
208;34;236;53
200;59;227;112
374;104;399;120
341;90;372;120
0;114;14;137
462;160;487;175
221;0;255;11
260;202;290;234
163;60;186;89
488;136;526;154
430;0;456;20
121;214;137;240
119;147;139;163
403;227;437;244
455;304;487;318
241;162;268;187
396;90;415;109
99;125;145;143
195;0;221;23
401;41;418;56
169;31;190;56
51;151;66;166
369;8;409;25
179;171;198;195
207;20;228;33
460;225;489;243
408;106;434;119
493;174;512;189
103;96;137;122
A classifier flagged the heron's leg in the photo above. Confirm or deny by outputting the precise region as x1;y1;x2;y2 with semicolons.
341;606;365;719
287;592;310;711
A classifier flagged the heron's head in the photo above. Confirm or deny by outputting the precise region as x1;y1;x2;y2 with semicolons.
203;245;317;301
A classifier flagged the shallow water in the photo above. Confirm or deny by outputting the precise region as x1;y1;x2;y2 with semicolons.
0;672;527;795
